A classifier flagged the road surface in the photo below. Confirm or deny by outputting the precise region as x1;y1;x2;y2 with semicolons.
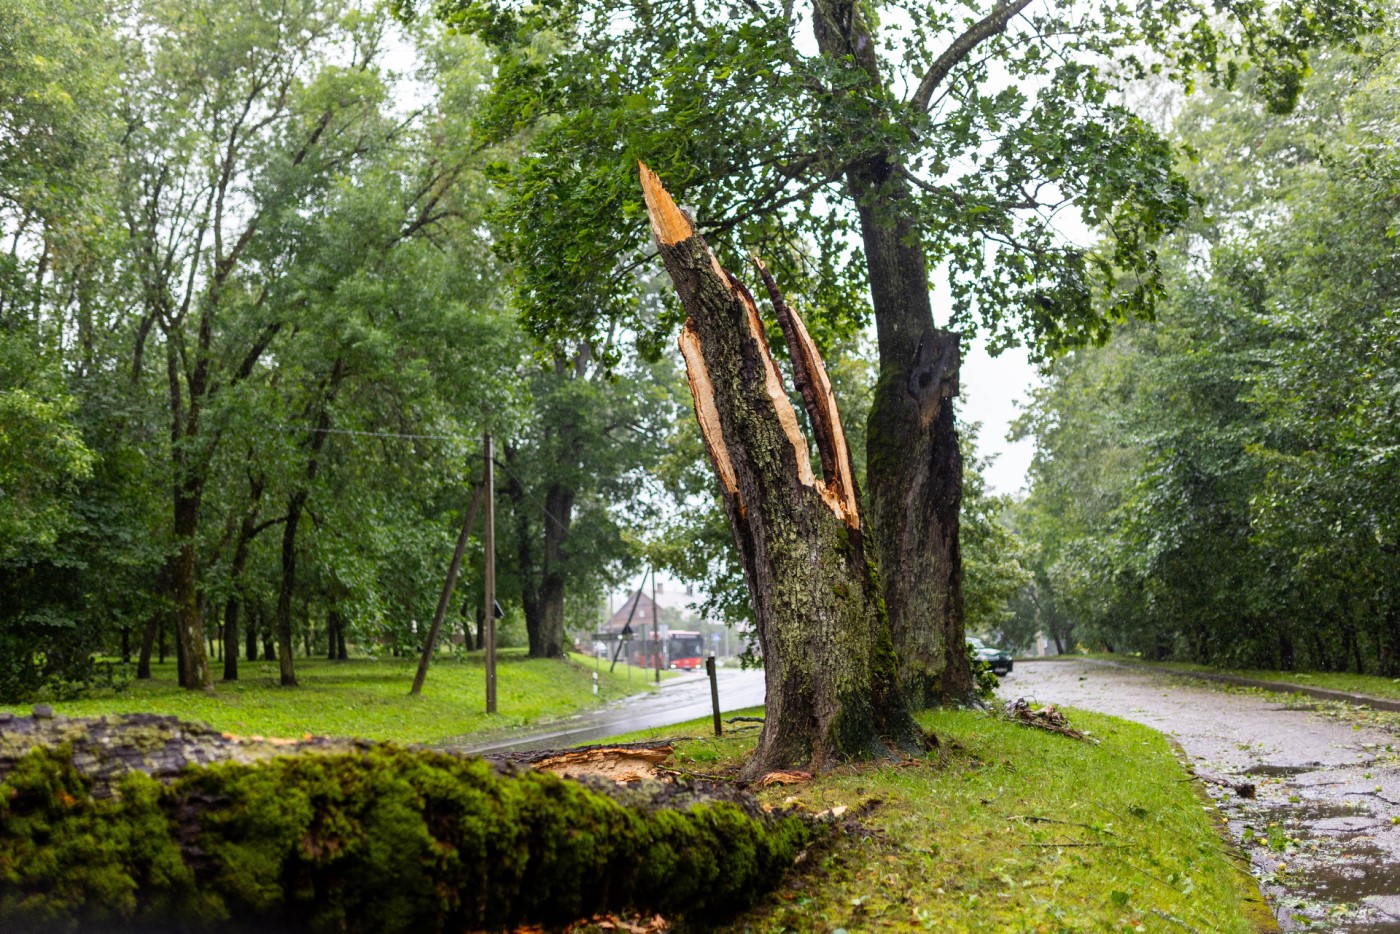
445;667;766;755
1008;658;1400;932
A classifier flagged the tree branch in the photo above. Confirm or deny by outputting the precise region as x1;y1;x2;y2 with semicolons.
910;0;1034;113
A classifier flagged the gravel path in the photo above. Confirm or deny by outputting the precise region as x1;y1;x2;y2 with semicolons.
1006;658;1400;931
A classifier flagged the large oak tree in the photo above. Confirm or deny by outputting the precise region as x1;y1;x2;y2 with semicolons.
434;0;1379;727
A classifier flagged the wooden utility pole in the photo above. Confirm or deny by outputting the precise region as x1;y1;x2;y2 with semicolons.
410;479;484;696
483;432;497;714
652;566;660;683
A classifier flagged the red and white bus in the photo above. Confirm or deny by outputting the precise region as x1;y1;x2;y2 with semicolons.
666;631;706;670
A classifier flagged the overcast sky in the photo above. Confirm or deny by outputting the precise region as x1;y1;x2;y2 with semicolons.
958;337;1038;497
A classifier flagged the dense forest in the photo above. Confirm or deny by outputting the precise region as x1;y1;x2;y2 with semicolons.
2;0;1394;705
1009;34;1400;673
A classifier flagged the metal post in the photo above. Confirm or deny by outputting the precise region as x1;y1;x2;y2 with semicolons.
483;433;497;714
706;656;721;736
651;566;660;683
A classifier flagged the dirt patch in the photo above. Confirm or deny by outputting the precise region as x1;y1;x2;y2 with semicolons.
1010;659;1400;931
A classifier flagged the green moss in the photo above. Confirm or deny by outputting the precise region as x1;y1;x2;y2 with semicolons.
0;743;813;931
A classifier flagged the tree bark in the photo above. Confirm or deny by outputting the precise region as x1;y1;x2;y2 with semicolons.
274;360;344;687
641;165;923;779
811;3;972;707
221;477;265;682
532;483;573;658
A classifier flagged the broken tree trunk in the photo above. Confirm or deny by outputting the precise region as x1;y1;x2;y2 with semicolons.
640;164;924;781
0;714;813;931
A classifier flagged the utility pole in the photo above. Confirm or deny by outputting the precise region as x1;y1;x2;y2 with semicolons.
483;432;497;714
652;566;660;683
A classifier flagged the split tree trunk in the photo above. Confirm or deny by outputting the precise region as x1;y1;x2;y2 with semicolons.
641;165;923;779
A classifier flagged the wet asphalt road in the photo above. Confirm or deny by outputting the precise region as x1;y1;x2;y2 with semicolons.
1008;658;1400;931
447;667;766;755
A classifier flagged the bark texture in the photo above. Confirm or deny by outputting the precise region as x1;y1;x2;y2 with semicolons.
812;1;974;706
641;164;922;780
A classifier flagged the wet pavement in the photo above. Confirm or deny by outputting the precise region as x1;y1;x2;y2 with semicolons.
444;667;766;755
1008;658;1400;931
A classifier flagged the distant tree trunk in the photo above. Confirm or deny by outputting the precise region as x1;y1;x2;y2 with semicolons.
642;166;923;779
474;601;485;651
137;561;173;679
275;359;344;688
274;498;305;686
327;610;348;661
223;475;267;682
523;483;572;659
137;614;158;679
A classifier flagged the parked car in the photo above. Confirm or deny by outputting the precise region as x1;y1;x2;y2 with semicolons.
967;636;1013;676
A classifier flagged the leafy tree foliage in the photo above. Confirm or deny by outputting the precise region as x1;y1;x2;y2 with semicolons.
0;0;670;699
1016;31;1400;671
427;0;1380;709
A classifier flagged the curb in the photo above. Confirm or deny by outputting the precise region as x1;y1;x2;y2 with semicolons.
1024;657;1400;714
1162;735;1281;933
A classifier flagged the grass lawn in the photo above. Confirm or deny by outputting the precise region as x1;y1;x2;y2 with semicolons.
605;707;1272;932
1084;653;1400;702
6;650;670;744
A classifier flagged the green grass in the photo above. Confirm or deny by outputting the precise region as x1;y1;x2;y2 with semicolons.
601;707;1272;932
5;651;669;744
1084;653;1400;702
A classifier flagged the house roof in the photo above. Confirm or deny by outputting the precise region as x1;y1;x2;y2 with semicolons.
603;590;658;634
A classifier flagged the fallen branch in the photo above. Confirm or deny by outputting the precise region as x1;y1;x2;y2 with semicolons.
1001;697;1099;744
1190;773;1256;799
0;714;816;931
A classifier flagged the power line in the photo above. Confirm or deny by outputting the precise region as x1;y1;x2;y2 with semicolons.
265;424;481;445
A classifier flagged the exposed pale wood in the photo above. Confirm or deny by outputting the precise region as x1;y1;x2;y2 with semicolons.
754;258;860;527
679;322;742;506
525;744;674;783
639;161;693;247
733;276;819;491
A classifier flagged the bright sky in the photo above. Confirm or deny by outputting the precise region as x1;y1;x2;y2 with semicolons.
958;337;1037;497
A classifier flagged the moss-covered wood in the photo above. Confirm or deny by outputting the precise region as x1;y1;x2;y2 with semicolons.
0;724;812;931
640;165;924;781
811;1;975;707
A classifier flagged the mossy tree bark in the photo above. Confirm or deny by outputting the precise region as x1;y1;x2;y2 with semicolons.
641;165;923;780
813;0;976;706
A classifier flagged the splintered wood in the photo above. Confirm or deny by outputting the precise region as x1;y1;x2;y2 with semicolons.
677;324;740;503
1002;697;1099;744
521;745;675;784
638;161;861;529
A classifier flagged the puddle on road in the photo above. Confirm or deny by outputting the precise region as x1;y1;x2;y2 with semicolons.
1292;843;1400;906
1235;796;1400;930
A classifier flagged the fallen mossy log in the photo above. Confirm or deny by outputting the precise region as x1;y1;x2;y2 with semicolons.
0;714;813;932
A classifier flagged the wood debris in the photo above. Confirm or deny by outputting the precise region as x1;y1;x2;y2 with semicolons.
1192;772;1256;799
1001;697;1099;744
490;742;675;784
758;769;813;788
